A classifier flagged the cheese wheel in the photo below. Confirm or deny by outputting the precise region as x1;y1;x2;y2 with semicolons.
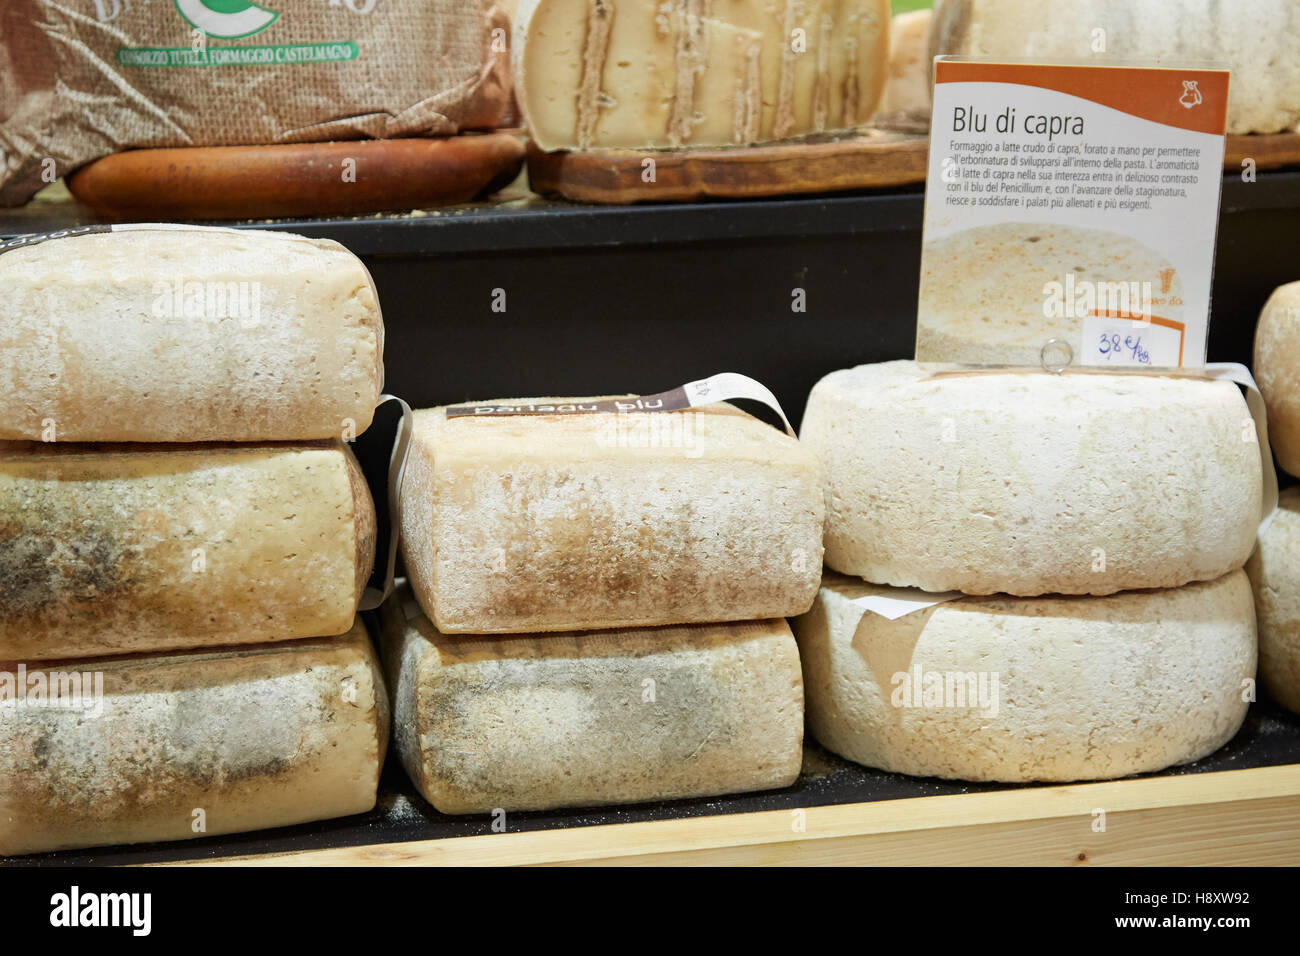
1246;486;1300;714
794;571;1256;782
0;622;388;856
0;440;375;660
1253;281;1300;478
399;399;824;633
928;0;1300;135
381;585;803;814
0;226;383;442
800;361;1260;595
916;223;1182;367
875;9;932;128
512;0;890;151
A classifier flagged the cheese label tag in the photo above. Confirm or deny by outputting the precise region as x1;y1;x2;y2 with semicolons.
917;59;1230;370
850;587;966;621
446;372;796;436
354;394;413;612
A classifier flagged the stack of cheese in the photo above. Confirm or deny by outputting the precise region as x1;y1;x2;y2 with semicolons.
0;226;388;856
1249;283;1300;715
388;397;824;813
796;361;1261;782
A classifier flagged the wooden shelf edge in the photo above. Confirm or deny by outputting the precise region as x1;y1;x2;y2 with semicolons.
159;763;1300;867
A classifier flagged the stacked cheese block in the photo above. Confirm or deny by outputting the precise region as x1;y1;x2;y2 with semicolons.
796;361;1262;782
389;398;824;812
0;227;388;856
513;0;891;150
1249;283;1300;714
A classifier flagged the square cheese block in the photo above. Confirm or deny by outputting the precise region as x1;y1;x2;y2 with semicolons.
0;226;383;442
0;622;388;856
0;440;375;660
513;0;890;150
800;361;1260;596
1247;486;1300;715
1253;281;1300;478
381;585;803;814
399;399;824;633
795;571;1256;782
929;0;1300;135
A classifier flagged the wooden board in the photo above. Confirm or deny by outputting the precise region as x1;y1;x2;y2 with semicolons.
526;131;930;204
67;135;526;221
529;130;1300;205
1225;131;1300;173
170;764;1300;867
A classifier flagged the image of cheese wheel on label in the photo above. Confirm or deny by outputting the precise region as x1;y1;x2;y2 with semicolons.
0;226;384;442
380;585;803;814
512;0;890;151
1254;281;1300;478
0;440;375;661
398;399;824;634
928;0;1300;135
1247;486;1300;715
793;571;1256;783
800;360;1260;596
0;623;388;856
916;223;1183;367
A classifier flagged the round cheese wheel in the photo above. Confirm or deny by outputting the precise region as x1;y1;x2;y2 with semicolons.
1247;486;1300;714
800;360;1261;596
1254;281;1300;478
794;571;1256;782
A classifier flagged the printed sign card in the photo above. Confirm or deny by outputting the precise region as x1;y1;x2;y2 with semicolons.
916;60;1229;370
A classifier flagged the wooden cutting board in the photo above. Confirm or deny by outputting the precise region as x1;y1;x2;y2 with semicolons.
529;129;1300;205
68;135;525;220
527;130;930;204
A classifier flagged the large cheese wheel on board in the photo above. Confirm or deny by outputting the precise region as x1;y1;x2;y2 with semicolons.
800;361;1260;596
0;226;383;443
915;223;1182;367
928;0;1300;135
0;440;375;661
794;571;1256;783
399;399;824;633
875;9;932;129
1254;281;1300;478
513;0;890;151
0;623;387;856
380;585;803;814
1247;486;1300;715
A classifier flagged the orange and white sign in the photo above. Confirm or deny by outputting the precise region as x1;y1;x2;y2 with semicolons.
917;59;1229;370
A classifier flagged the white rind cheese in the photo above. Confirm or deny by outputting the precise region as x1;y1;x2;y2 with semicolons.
381;586;803;814
0;440;375;660
0;622;388;856
0;227;384;442
800;361;1260;596
399;399;824;633
513;0;890;150
1254;281;1300;478
1246;486;1300;715
794;571;1256;782
928;0;1300;135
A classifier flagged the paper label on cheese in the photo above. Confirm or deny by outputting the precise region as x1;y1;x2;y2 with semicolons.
850;587;965;620
445;372;796;436
917;59;1229;370
1206;362;1279;536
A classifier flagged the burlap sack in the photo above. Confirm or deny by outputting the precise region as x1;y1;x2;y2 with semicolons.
0;0;516;206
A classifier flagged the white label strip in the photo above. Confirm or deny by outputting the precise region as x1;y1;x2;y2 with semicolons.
1206;362;1279;536
850;587;966;621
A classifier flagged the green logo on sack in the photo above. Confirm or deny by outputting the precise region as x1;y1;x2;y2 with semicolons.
174;0;279;39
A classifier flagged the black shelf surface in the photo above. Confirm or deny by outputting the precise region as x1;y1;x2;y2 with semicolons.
5;172;1298;427
8;696;1300;867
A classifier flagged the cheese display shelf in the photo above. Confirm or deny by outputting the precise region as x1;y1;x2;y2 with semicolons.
7;686;1300;867
4;170;1300;867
